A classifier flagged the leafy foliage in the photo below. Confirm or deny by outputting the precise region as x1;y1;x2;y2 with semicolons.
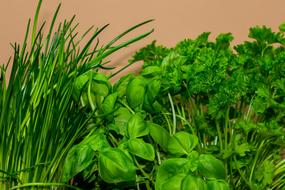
0;1;152;189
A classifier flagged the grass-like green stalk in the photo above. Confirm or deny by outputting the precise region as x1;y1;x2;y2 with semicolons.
0;0;152;189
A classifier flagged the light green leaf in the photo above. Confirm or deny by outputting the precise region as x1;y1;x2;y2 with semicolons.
73;72;89;101
113;73;134;98
81;129;110;151
141;66;161;78
198;154;226;180
127;114;149;138
114;107;132;135
145;79;161;103
126;76;146;109
99;147;136;183
148;122;170;150
181;175;207;190
160;174;186;190
155;158;188;190
127;138;155;161
102;92;118;115
207;180;230;190
279;22;285;32
167;131;198;156
62;144;94;182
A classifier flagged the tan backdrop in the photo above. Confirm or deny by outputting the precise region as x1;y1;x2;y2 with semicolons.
1;0;284;78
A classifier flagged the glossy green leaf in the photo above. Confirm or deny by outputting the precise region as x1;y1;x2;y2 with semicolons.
279;22;285;32
114;107;132;135
167;131;198;156
146;79;161;103
207;180;230;190
127;114;149;138
99;147;136;183
198;154;226;180
113;73;134;98
181;175;208;190
102;92;118;114
141;66;161;78
62;144;94;182
155;158;188;190
81;129;110;151
185;151;200;172
160;174;187;190
127;138;155;161
148;122;170;150
73;72;89;101
126;76;146;109
91;73;110;98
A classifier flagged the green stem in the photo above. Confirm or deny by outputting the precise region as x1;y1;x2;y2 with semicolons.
215;121;223;151
168;93;176;135
118;99;135;114
234;156;252;189
249;140;265;184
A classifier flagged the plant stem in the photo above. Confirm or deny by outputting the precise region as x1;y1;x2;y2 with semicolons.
168;93;176;135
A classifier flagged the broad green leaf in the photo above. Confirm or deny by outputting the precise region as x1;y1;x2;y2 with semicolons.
92;73;110;92
127;138;155;161
127;114;149;138
126;76;146;109
167;131;198;156
80;91;90;107
279;22;285;32
181;175;208;190
160;174;187;190
114;107;132;135
143;79;161;112
198;154;226;180
102;92;118;114
73;72;89;101
62;144;94;182
155;158;188;190
81;129;110;151
207;180;230;190
148;122;170;150
146;79;161;103
141;66;161;78
185;151;200;172
99;147;136;183
113;73;134;98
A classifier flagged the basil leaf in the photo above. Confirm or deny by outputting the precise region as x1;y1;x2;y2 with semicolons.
167;131;198;156
127;138;155;161
99;147;136;183
127;114;149;138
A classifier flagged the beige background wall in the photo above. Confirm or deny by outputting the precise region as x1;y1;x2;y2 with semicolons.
1;0;285;77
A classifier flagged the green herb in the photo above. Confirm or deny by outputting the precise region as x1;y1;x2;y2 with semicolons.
0;1;152;189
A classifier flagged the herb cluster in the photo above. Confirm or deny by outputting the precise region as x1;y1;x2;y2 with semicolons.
63;24;285;189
